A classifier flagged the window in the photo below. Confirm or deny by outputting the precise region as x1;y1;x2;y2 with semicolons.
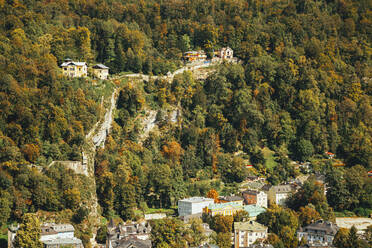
64;68;67;70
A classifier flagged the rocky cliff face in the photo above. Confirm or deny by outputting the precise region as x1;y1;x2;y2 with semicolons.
91;89;118;148
82;88;119;246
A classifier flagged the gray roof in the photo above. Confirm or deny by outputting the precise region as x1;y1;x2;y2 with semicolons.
298;220;338;236
116;238;151;248
179;197;214;203
60;61;87;67
93;63;109;69
260;184;272;191
219;195;243;201
181;212;203;222
108;222;151;237
42;238;82;245
41;223;75;235
271;184;293;193
242;190;259;195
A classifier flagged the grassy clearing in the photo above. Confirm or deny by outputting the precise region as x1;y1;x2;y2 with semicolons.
334;211;357;218
262;147;277;169
134;208;175;217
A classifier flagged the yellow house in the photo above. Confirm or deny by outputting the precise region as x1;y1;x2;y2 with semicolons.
60;59;87;78
92;64;109;80
204;202;243;216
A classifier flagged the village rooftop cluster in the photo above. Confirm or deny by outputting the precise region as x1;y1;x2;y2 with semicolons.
8;173;372;248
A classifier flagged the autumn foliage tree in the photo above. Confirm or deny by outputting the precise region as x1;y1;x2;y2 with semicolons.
207;189;219;203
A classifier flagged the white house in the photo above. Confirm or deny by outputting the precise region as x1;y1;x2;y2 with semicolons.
242;190;267;208
40;223;83;248
234;221;268;248
297;220;338;246
9;223;83;248
267;185;294;206
60;59;87;78
178;197;214;216
40;223;75;241
256;191;267;208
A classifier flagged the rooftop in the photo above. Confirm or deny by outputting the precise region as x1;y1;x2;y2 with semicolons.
41;223;75;235
272;184;293;193
93;63;109;69
60;61;87;67
299;220;338;235
234;221;267;232
207;201;242;210
116;238;151;248
243;205;266;217
242;189;260;195
219;195;243;202
179;197;214;203
42;238;82;245
260;184;272;192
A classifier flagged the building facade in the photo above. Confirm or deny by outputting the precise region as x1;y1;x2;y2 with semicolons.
242;190;267;208
267;185;293;206
204;202;243;216
219;47;234;59
178;197;215;216
60;59;87;78
234;221;268;248
297;220;338;247
92;64;109;79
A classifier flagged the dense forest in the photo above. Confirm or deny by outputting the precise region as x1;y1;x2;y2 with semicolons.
0;0;371;247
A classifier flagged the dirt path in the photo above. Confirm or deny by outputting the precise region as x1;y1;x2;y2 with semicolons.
83;87;119;246
125;60;218;82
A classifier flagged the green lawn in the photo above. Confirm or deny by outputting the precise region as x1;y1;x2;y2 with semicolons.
262;147;277;169
334;211;356;217
134;208;175;217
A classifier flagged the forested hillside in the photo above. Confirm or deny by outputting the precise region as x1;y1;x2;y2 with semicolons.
0;0;371;247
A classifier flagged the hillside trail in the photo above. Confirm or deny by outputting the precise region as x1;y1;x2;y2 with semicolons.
82;60;219;244
125;60;217;81
83;86;119;246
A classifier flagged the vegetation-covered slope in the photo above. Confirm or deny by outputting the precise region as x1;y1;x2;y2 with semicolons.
0;0;371;247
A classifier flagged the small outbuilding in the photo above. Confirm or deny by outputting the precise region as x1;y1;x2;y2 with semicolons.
92;64;109;80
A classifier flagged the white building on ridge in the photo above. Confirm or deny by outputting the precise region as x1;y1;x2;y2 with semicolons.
178;197;214;217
